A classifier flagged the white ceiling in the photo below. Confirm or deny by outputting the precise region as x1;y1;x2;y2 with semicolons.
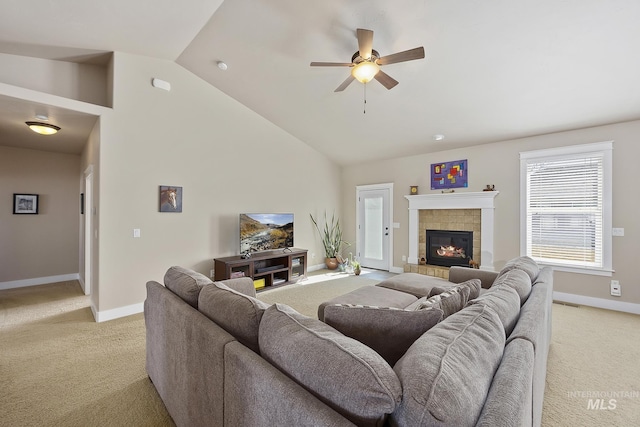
2;0;640;164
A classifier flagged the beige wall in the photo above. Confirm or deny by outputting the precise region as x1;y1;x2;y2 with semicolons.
95;53;341;314
0;146;80;282
0;53;110;107
342;120;639;306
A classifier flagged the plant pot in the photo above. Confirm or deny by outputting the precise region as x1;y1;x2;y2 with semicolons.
325;257;339;270
354;266;361;275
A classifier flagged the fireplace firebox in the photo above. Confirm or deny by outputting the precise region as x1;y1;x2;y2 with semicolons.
426;230;473;267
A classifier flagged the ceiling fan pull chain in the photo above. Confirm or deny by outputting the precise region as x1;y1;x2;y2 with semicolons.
363;83;367;114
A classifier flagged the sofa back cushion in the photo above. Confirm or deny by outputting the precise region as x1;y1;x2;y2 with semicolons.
323;304;443;366
497;256;540;282
493;268;532;305
259;303;402;427
429;278;482;300
392;304;505;427
467;284;521;336
164;266;213;308
198;282;270;354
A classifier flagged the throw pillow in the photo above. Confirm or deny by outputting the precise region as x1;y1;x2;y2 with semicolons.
429;278;482;300
323;304;444;366
198;281;270;354
164;266;213;308
259;304;402;426
414;285;471;318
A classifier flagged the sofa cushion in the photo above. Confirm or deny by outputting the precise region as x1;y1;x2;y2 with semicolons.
467;284;521;336
411;285;471;318
164;266;213;308
392;304;505;427
323;304;444;366
497;256;540;282
493;268;532;305
259;303;402;426
376;273;453;298
198;282;270;354
476;338;534;427
318;285;418;321
429;278;482;300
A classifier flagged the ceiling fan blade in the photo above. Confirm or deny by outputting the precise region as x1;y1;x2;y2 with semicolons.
374;70;399;90
310;61;353;67
334;75;355;92
357;28;374;59
377;47;425;65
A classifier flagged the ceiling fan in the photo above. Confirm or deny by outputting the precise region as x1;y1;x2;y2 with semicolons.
310;28;425;92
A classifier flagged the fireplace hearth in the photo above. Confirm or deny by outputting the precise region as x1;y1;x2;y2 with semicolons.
426;230;473;268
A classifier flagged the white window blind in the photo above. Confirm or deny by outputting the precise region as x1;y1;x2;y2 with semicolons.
520;142;612;274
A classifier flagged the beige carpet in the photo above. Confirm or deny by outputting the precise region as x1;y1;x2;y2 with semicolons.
1;273;639;426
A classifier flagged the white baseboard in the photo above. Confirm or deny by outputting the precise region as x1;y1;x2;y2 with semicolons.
308;263;327;272
94;302;144;323
553;291;640;315
390;266;404;274
0;273;80;291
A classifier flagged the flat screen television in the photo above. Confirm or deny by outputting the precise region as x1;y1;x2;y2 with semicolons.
240;213;294;255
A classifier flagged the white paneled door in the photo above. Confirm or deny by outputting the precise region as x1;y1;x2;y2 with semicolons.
356;184;392;270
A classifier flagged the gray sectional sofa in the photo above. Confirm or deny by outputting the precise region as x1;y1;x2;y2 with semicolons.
145;257;553;427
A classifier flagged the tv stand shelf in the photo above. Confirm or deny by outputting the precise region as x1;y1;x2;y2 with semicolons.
214;248;307;291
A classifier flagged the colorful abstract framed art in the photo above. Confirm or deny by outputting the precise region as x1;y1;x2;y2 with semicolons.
430;159;468;190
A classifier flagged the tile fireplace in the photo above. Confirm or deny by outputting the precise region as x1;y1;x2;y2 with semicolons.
405;191;499;270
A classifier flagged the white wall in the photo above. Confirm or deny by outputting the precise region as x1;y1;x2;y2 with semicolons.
342;120;639;307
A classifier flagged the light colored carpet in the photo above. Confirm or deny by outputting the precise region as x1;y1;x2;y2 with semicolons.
1;273;639;426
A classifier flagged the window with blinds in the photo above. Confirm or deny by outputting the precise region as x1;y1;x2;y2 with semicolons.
520;142;613;274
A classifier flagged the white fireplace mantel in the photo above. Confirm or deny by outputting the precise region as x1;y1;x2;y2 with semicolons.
405;191;499;270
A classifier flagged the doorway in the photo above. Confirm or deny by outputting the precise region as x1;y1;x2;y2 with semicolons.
82;165;93;296
356;183;393;271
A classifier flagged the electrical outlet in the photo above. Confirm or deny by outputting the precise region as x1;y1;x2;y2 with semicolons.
210;269;215;278
612;228;625;237
611;280;621;297
133;228;141;238
402;255;407;262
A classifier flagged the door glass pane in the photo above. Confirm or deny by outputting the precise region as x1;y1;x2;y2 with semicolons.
364;196;383;260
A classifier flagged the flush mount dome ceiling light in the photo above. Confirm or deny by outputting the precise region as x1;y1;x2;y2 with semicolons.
26;121;60;135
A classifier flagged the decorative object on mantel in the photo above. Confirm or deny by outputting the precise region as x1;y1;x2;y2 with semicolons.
159;186;183;212
419;257;427;265
410;185;418;195
430;159;468;190
469;259;480;269
13;193;39;214
483;185;496;191
310;212;350;270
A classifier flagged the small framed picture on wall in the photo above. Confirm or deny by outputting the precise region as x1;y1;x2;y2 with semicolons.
13;194;39;214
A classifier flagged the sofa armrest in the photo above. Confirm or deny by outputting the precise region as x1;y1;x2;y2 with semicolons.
448;266;499;289
218;277;256;297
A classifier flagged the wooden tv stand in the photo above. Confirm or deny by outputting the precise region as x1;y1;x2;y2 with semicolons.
214;248;307;291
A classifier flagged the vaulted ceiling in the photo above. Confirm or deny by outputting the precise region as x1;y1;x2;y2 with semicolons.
2;0;640;165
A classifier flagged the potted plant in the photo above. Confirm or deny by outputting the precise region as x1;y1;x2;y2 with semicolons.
352;258;361;276
310;212;349;270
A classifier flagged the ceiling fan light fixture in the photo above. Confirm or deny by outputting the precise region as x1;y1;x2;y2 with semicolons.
26;121;60;135
351;61;380;83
